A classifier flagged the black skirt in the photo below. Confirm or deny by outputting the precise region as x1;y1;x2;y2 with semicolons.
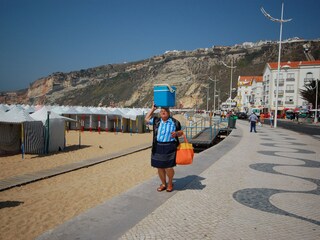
151;141;177;168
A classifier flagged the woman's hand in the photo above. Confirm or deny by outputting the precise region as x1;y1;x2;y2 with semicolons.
171;131;182;138
152;102;157;111
145;102;157;123
171;131;177;138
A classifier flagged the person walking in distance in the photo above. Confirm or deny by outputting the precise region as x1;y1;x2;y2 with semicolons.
248;112;258;133
145;104;182;192
260;113;265;127
270;112;274;128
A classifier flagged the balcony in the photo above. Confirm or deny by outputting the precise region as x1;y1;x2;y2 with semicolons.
285;90;294;93
285;101;294;105
274;78;284;85
274;90;284;95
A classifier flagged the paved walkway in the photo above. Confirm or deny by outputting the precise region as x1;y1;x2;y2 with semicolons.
38;120;320;240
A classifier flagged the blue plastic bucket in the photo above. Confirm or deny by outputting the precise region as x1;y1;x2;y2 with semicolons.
153;84;176;107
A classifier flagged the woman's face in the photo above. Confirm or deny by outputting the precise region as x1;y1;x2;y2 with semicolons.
160;108;170;120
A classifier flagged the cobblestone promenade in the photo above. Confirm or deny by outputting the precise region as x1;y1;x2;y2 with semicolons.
39;120;320;240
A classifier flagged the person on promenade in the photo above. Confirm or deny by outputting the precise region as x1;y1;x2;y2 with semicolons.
145;104;182;192
260;113;265;127
270;112;274;128
248;112;258;133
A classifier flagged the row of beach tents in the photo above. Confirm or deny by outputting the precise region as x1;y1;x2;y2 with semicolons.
0;104;154;156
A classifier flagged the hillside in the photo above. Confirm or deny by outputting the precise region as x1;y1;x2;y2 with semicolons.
1;39;320;109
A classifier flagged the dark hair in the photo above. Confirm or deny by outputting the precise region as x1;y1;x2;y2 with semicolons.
161;107;170;113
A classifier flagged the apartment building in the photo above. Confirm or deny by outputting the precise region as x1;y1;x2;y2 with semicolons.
263;60;320;112
236;76;263;112
235;60;320;113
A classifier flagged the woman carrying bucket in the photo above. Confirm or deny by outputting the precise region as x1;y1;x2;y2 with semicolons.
145;103;182;192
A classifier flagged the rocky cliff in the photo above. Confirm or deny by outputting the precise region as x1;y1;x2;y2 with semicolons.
1;39;320;109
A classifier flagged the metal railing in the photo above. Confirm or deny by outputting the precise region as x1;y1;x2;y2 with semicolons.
184;116;222;141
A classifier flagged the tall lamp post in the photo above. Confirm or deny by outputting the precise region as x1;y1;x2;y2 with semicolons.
261;3;292;128
221;59;237;111
206;84;210;112
209;76;219;113
313;78;319;123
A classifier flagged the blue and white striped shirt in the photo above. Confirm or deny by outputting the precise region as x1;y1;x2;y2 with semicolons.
149;117;177;142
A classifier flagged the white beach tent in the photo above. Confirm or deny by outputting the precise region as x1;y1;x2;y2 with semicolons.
0;107;44;156
90;107;108;132
75;106;95;131
58;106;80;130
0;104;9;112
31;106;76;153
105;108;123;132
122;108;146;133
23;105;36;114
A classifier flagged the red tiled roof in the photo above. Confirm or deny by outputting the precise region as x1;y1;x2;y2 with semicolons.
268;60;320;70
238;76;263;86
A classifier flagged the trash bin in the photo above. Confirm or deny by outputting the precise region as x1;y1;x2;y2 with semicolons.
228;116;237;129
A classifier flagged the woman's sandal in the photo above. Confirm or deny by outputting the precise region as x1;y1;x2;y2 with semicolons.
166;184;173;192
157;184;167;192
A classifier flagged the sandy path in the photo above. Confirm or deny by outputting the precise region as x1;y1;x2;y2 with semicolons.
0;131;156;240
0;130;153;179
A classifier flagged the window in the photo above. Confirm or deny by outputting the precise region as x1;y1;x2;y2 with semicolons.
285;72;295;81
285;96;294;104
305;72;314;84
287;73;294;78
279;73;283;79
286;84;294;90
306;72;313;79
286;73;295;81
286;96;294;101
275;73;284;85
286;84;294;93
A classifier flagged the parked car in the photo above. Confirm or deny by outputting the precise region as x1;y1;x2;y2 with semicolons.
298;110;310;118
236;112;248;119
285;110;295;120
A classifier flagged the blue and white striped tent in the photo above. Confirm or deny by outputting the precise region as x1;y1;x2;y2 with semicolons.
0;107;44;156
31;106;76;152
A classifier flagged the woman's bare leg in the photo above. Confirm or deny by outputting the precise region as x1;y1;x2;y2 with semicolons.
158;168;166;186
165;168;175;187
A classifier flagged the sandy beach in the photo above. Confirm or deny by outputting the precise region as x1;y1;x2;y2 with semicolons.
0;130;157;240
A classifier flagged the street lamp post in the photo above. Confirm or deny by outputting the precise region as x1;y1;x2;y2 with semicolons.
313;78;319;123
206;84;210;112
209;76;219;113
221;59;237;111
261;3;292;128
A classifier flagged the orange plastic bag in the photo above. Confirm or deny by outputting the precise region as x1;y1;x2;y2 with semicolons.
176;134;194;165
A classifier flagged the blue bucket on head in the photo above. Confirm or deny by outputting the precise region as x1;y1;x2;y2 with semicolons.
153;84;176;107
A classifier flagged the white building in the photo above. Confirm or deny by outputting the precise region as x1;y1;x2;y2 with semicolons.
236;76;263;112
263;60;320;112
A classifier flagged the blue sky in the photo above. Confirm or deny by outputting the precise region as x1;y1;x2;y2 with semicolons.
1;0;319;91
